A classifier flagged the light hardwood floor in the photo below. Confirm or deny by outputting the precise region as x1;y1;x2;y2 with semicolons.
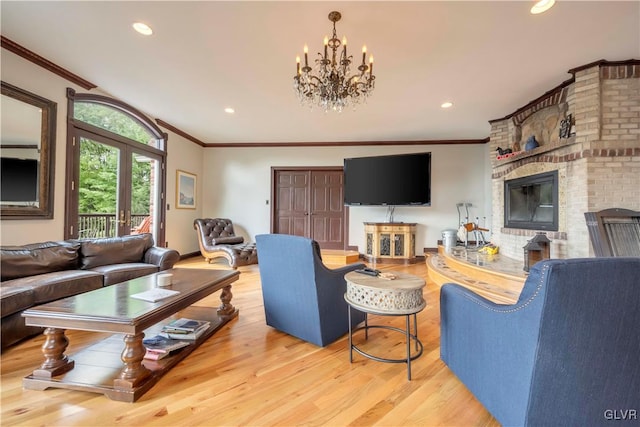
1;258;499;427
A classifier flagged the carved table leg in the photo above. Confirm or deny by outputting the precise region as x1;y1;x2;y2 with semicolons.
217;285;236;317
113;333;151;389
33;328;75;378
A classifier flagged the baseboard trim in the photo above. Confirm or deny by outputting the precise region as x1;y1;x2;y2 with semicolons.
179;251;201;260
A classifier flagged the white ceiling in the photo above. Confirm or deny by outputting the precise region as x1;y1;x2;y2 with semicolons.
2;1;639;145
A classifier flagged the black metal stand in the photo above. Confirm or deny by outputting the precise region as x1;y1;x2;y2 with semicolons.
347;305;423;380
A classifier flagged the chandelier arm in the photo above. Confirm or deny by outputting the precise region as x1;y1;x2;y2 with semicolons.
308;75;324;85
346;75;362;85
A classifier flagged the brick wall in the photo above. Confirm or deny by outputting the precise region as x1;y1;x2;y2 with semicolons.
489;60;640;261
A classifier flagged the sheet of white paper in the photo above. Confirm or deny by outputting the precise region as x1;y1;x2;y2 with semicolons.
130;288;180;302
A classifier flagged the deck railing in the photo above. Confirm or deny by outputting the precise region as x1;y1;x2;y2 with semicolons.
78;214;149;239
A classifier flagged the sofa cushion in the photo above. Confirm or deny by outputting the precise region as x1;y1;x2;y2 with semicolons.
0;286;35;317
211;236;244;245
1;241;81;281
90;263;159;286
79;233;153;269
2;270;104;304
1;311;43;350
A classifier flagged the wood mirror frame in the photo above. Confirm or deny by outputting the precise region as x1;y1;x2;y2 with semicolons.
1;81;57;219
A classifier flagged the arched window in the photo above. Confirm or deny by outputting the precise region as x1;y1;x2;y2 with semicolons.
65;88;167;246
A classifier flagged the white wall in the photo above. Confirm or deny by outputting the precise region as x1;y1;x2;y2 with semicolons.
163;135;204;252
483;142;494;242
201;144;490;254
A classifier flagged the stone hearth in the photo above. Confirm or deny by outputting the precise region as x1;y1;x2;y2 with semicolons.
489;60;640;260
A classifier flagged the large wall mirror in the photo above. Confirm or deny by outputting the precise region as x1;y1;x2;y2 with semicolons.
1;82;57;219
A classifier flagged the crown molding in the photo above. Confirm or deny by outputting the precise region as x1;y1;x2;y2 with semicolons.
200;139;489;148
1;36;97;90
153;120;489;148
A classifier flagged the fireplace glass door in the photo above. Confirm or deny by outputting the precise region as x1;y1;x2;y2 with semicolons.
504;171;558;231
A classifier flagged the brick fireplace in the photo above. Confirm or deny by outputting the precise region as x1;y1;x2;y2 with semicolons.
489;60;640;261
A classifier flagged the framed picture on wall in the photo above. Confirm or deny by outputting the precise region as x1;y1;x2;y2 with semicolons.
176;170;196;209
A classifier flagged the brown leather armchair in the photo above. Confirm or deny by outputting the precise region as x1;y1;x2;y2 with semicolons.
193;218;258;269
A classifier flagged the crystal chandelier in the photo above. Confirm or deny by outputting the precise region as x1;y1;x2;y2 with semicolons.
294;11;375;113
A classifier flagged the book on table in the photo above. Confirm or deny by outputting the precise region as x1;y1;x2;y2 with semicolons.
161;322;209;340
142;335;190;360
161;318;210;333
144;350;171;361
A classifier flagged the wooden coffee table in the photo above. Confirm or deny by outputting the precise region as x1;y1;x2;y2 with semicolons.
22;268;239;402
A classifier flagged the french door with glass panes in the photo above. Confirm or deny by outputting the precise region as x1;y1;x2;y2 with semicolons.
68;130;163;240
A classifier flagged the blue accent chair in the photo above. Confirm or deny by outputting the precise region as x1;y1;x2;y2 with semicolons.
255;234;366;347
440;257;640;426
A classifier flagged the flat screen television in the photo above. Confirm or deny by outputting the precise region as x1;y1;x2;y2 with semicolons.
1;157;39;202
344;152;431;206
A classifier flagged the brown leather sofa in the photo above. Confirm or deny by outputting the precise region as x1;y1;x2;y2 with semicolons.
193;218;258;269
0;233;180;350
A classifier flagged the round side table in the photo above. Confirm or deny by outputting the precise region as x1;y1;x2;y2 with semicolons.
344;271;426;380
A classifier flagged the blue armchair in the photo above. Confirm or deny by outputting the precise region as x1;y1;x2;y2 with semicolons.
255;234;366;347
440;257;640;426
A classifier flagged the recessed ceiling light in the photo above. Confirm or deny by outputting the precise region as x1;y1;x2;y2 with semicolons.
224;107;235;114
133;22;153;36
441;102;453;109
531;0;555;14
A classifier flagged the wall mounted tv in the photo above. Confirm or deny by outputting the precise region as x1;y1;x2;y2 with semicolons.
344;152;431;206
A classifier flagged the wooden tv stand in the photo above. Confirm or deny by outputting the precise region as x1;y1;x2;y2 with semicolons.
364;222;417;265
